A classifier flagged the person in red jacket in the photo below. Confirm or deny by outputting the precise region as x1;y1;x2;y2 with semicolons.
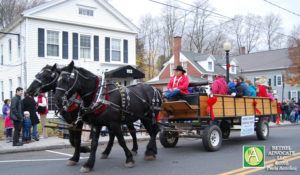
212;74;228;95
165;65;189;99
255;79;268;97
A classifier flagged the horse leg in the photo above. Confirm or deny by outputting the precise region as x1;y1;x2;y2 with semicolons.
110;123;134;168
100;126;115;159
127;123;138;155
142;121;160;160
80;125;101;173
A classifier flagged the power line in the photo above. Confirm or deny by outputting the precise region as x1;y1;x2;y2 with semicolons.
147;0;296;39
263;0;300;18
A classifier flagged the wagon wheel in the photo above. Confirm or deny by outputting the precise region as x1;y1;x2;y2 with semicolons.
256;119;269;140
159;130;179;148
202;125;222;152
220;120;231;139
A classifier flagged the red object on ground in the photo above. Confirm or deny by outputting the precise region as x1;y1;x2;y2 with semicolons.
253;101;262;115
277;103;282;114
207;96;218;120
276;116;280;125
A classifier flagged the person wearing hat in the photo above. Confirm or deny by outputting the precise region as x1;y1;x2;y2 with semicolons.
22;111;32;144
255;79;268;97
164;65;189;99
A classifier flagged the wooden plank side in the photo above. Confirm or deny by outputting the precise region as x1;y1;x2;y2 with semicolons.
200;96;209;116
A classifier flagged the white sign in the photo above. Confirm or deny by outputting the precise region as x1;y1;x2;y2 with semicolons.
126;69;133;74
241;115;255;136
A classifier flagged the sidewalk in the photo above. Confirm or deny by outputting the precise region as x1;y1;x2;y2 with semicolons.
233;120;299;129
0;133;150;154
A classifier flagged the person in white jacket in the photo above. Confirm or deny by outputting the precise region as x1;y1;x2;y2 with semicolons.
37;93;48;139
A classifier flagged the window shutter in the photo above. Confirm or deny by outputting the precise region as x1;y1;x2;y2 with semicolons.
123;40;128;63
105;37;110;62
72;33;78;60
62;31;68;59
94;35;99;61
298;91;300;100
274;76;276;86
288;91;291;100
38;28;45;57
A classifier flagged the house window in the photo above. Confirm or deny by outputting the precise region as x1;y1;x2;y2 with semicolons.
47;31;59;57
9;79;12;99
18;77;21;87
170;63;174;76
208;61;212;71
231;65;235;73
277;75;282;86
291;91;297;100
79;8;94;16
0;81;3;101
111;39;121;61
47;91;57;111
0;44;3;65
80;35;91;59
9;39;12;62
182;62;187;73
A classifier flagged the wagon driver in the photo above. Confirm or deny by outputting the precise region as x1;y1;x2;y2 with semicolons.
164;65;189;99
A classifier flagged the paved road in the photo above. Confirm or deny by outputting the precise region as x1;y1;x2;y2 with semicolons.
0;125;299;175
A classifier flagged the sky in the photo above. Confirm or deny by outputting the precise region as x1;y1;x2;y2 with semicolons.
109;0;300;34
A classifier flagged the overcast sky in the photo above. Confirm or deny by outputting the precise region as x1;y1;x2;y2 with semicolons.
109;0;300;34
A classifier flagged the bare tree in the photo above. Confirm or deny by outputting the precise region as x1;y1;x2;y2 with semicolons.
287;24;300;47
228;15;244;54
0;0;45;29
243;13;262;53
263;13;283;50
139;14;161;80
186;0;213;53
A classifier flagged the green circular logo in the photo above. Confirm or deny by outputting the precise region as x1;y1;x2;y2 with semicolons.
244;147;264;166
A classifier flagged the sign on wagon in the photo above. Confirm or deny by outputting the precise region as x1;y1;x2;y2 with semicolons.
241;115;255;136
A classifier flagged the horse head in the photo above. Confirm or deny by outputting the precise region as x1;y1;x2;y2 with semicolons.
26;64;60;96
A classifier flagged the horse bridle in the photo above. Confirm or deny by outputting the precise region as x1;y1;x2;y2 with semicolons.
34;69;59;94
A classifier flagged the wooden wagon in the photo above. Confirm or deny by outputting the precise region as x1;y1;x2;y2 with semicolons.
159;93;278;151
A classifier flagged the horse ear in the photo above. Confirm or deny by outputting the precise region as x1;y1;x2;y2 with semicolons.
51;63;57;72
68;61;74;71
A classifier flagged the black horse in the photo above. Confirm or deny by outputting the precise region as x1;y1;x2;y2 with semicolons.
55;61;162;173
26;64;139;166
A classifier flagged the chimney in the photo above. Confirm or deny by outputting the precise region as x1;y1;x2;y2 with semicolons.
241;46;246;54
174;36;182;67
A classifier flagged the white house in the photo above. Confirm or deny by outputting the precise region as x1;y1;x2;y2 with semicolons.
0;0;139;109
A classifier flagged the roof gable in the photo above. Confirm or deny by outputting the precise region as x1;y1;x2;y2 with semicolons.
22;0;138;33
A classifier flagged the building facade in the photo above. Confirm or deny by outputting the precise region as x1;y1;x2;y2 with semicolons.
235;48;300;102
0;0;138;108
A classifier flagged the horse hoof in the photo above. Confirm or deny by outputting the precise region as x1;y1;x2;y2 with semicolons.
66;160;77;166
100;154;108;159
131;151;137;156
80;166;91;173
144;155;156;161
124;161;135;168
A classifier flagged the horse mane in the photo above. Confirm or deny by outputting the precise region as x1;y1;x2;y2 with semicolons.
76;67;97;78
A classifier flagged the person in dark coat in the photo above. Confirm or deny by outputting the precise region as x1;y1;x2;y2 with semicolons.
233;78;244;97
23;93;40;141
10;87;24;146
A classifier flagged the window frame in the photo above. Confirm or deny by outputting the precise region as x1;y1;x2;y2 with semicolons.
170;63;174;76
0;44;3;65
291;90;298;99
277;75;282;86
208;61;213;71
78;7;94;16
79;34;92;60
8;39;12;62
9;79;12;99
46;30;60;58
0;81;4;101
111;38;122;63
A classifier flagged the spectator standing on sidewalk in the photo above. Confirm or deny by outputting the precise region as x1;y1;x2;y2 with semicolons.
10;87;24;146
37;93;48;139
23;93;40;141
2;99;10;119
22;111;32;144
4;108;13;143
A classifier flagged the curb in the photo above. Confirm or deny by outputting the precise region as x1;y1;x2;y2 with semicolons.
0;137;150;154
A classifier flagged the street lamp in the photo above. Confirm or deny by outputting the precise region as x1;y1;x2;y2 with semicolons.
223;41;231;84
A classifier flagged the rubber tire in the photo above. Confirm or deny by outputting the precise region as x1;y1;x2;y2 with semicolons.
256;120;269;140
220;120;231;139
202;125;222;152
159;131;179;148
